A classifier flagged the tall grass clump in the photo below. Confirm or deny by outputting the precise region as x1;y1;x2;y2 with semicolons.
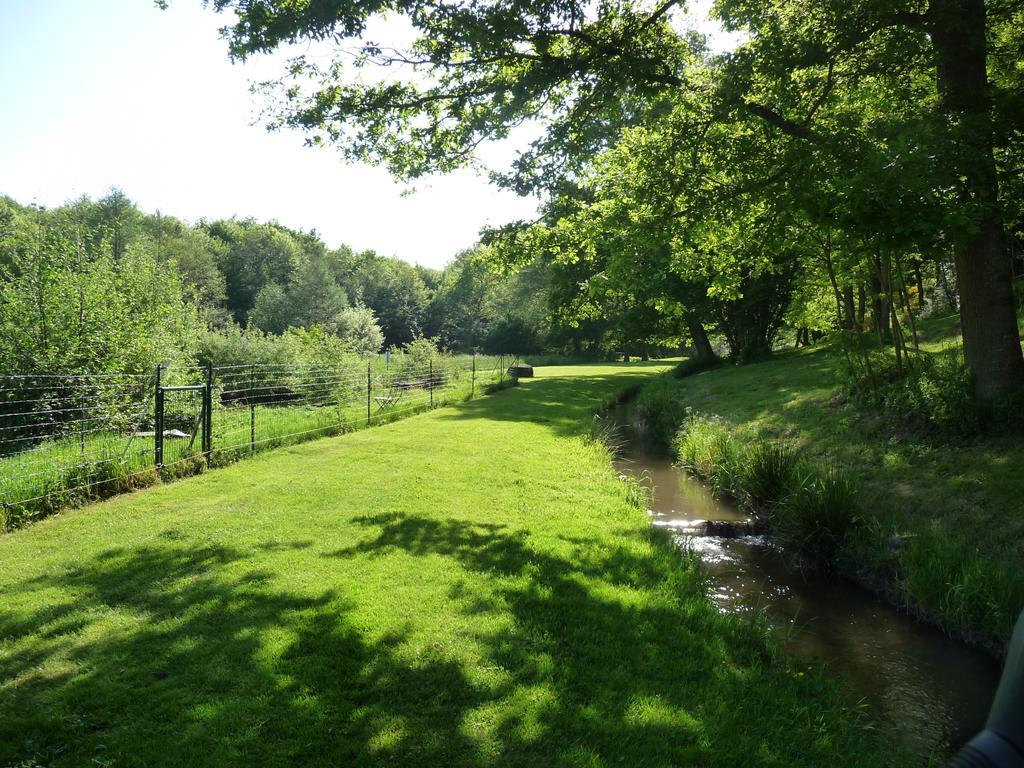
771;467;858;567
673;411;743;499
671;410;858;569
633;375;688;442
740;441;800;509
899;529;1024;650
588;412;625;457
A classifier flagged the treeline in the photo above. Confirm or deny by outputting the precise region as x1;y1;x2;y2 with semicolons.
0;190;614;378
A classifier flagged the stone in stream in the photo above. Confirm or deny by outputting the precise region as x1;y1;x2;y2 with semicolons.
676;519;758;538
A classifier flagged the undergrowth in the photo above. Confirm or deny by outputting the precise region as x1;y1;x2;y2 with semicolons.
840;341;1024;435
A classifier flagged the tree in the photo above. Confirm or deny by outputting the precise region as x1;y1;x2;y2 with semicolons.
287;258;349;331
248;282;292;334
351;252;430;346
335;305;385;355
205;220;303;323
162;225;230;327
206;0;1024;405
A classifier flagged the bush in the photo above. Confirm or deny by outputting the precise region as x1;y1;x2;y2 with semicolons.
840;343;983;435
197;325;297;370
882;349;977;433
335;305;385;356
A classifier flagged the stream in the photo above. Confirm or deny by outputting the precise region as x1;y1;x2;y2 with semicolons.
608;399;1002;761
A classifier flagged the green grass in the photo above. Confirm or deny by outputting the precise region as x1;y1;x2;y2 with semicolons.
635;316;1024;652
0;361;902;767
1;361;508;531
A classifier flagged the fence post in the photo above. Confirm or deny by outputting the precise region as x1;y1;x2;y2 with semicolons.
79;387;86;454
154;363;164;470
471;353;476;398
203;362;213;463
429;360;434;407
366;361;372;424
249;363;256;453
500;354;504;386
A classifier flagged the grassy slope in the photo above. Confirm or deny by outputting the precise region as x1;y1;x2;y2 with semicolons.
637;316;1024;649
0;363;900;768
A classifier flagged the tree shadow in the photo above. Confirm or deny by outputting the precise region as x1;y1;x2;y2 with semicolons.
0;511;879;767
0;538;489;766
322;512;877;767
438;369;661;439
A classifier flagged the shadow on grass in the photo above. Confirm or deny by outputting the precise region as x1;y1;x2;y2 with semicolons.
437;369;663;439
0;513;880;767
0;359;891;766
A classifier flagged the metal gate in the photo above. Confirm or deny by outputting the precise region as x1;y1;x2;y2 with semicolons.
154;364;212;470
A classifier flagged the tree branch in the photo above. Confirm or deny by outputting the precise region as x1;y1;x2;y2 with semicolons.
743;100;823;142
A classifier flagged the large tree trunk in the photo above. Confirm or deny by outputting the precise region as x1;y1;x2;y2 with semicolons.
929;0;1024;405
687;317;716;361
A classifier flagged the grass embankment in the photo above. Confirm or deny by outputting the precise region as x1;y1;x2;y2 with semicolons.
635;317;1024;655
1;362;901;767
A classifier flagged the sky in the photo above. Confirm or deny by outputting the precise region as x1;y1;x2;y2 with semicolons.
0;0;737;269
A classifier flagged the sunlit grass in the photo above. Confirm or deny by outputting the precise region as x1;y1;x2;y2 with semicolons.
0;361;903;767
1;363;507;531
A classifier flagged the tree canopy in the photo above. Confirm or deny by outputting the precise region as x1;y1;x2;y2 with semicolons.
205;0;1024;405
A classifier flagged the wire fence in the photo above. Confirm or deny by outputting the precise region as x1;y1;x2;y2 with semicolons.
0;353;520;531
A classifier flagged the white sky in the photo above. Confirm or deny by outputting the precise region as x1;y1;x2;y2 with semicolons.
0;0;737;269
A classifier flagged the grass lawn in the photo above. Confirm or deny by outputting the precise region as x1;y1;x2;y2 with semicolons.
635;316;1024;651
0;362;901;767
1;357;507;531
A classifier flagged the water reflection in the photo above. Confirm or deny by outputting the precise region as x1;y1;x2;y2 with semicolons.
608;400;1001;760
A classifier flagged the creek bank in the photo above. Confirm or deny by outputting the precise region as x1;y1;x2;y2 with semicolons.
630;365;1016;660
605;396;1002;760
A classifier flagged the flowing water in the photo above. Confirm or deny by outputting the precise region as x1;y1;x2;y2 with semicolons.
608;400;1002;761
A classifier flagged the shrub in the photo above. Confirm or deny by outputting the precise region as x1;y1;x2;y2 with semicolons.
882;349;977;434
197;324;296;370
334;304;385;356
840;344;984;435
